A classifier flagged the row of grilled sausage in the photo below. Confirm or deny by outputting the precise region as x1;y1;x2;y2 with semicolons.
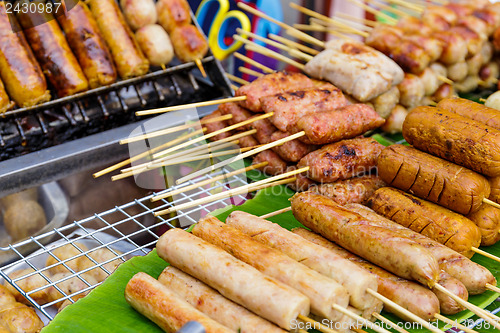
0;0;208;113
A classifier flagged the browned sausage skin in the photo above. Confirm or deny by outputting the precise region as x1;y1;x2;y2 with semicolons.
170;24;208;63
437;97;500;130
377;144;490;215
368;187;482;258
157;0;191;34
467;204;500;246
270;131;316;162
17;4;89;97
56;1;117;89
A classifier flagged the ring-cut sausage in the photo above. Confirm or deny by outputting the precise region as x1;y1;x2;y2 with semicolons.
437;97;500;130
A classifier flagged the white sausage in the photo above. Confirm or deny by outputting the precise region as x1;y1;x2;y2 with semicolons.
156;228;310;330
120;0;157;31
135;24;174;66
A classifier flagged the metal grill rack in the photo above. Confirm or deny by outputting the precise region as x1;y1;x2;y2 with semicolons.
0;167;249;323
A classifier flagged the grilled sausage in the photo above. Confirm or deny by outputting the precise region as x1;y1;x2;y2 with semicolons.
403;34;443;63
390;40;431;75
218;102;252;128
135;24;174;67
56;1;117;89
252;150;287;176
0;78;14;114
158;267;286;333
17;5;88;97
270;131;316;162
125;272;233;333
291;192;440;287
377;144;491;215
310;174;386;206
156;0;191;34
201;110;230;141
88;0;149;79
432;83;455;103
226;211;381;311
380;105;408;135
349;203;495;295
260;85;349;132
293;227;440;322
489;176;500;204
286;165;317;192
467;204;500;246
397;73;425;109
368;187;482;258
169;24;208;63
120;0;157;31
156;229;310;330
402;106;500;177
437;97;500;130
249;116;277;144
193;216;349;321
370;86;400;119
288;104;385;145
297;137;384;183
446;61;468;82
235;71;314;112
433;31;467;65
0;3;49;108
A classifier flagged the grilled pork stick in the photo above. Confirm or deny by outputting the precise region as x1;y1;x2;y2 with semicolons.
201;110;231;141
293;228;440;321
158;267;286;333
288;104;385;145
297;137;384;183
125;272;233;333
192;216;349;321
361;199;495;294
260;84;349;132
235;71;314;112
270;131;317;162
286;165;317;192
291;192;440;287
226;211;381;311
156;229;310;330
252;151;287;176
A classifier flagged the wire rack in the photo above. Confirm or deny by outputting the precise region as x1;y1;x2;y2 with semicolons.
0;167;249;323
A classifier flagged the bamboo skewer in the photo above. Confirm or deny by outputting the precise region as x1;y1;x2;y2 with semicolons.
433;284;500;330
93;128;205;178
238;66;264;78
237;2;324;48
366;0;411;18
372;313;410;333
151;162;268;202
230;83;239;91
484;198;500;210
294;24;356;41
332;304;391;333
244;43;306;71
297;315;339;333
311;17;373;32
346;0;398;25
387;0;424;13
290;3;369;38
486;283;500;294
366;288;442;333
471;246;500;264
175;131;306;185
120;114;233;145
155;167;308;216
336;13;379;28
226;73;250;86
268;33;320;56
434;313;479;333
233;52;274;74
136;96;247;116
260;206;293;219
152;113;273;160
437;75;454;85
195;59;207;78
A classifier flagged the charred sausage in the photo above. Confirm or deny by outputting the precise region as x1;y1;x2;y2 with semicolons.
291;192;440;287
297;137;384;183
56;1;117;89
368;187;482;258
377;144;491;215
288;104;385;145
402;106;500;177
17;3;88;97
88;0;149;79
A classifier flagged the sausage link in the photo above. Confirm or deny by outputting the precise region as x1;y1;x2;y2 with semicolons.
158;267;286;333
260;85;349;132
201;110;230;141
377;144;490;215
156;229;310;330
437;97;500;130
135;24;174;67
192;216;349;321
270;131;316;162
368;187;482;258
489;176;500;203
56;1;117;89
249;116;277;144
348;203;495;295
286;165;317;192
293;228;440;321
120;0;157;31
218;102;253;128
226;211;381;311
288;104;385;145
236;133;259;149
17;6;89;97
291;192;440;287
251;151;287;176
169;25;208;63
310;174;386;206
235;71;314;112
0;78;14;113
297;137;384;183
156;0;191;34
402;106;500;177
467;204;500;246
88;0;149;79
125;272;233;333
